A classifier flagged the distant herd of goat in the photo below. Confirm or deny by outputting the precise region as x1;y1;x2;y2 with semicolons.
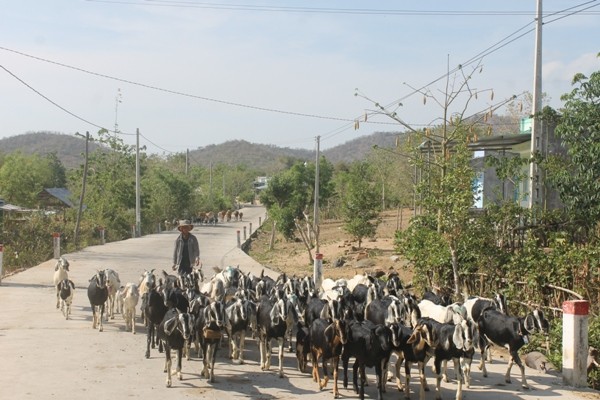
52;255;552;400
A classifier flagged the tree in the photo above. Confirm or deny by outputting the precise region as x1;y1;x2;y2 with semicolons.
260;158;334;263
142;166;194;228
0;152;67;207
542;62;600;242
339;161;381;248
367;141;413;210
68;130;138;240
360;60;516;297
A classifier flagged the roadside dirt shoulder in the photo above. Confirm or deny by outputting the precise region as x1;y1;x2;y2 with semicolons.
246;209;414;283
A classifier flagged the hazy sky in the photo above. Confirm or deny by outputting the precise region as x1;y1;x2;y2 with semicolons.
1;1;598;154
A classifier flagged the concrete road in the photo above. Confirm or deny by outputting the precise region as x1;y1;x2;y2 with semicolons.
0;204;597;400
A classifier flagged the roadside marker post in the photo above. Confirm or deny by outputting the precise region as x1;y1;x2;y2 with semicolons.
313;253;323;291
52;232;61;259
0;243;3;284
562;300;590;387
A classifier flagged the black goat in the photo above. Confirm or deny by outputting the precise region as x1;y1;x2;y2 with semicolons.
257;295;289;378
225;297;253;364
310;317;347;398
477;308;549;389
158;308;194;387
145;287;168;358
464;293;508;323
422;290;452;306
389;322;431;399
87;270;108;332
295;321;310;373
417;317;475;400
197;300;226;383
342;320;392;400
365;295;407;327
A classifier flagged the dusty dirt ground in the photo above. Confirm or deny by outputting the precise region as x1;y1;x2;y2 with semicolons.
247;208;415;285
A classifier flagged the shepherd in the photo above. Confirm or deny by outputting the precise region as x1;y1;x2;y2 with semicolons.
172;219;201;277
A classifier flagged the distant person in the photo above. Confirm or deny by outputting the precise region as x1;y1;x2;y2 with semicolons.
172;219;200;276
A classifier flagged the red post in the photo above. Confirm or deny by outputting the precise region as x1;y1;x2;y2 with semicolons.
563;300;590;387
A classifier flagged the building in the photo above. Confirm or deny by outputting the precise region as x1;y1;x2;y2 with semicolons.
472;117;564;210
416;117;564;211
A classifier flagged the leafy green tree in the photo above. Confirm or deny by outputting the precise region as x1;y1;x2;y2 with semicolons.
0;152;67;207
339;161;381;248
68;130;138;240
260;158;334;262
542;64;600;242
142;166;194;229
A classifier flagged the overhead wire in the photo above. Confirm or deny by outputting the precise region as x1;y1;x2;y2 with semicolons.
87;0;600;16
350;0;591;123
0;64;136;136
0;46;355;124
2;0;597;153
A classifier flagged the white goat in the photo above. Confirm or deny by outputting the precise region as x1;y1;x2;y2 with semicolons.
122;283;140;334
104;268;121;320
53;257;70;309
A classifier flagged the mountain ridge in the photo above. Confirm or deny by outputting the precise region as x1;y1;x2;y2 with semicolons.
0;131;401;173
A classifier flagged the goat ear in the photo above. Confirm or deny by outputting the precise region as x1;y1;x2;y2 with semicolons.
453;324;465;350
319;304;331;320
524;314;536;333
324;323;334;343
164;316;178;335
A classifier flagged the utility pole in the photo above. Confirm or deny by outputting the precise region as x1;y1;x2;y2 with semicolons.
313;136;322;290
114;88;122;138
209;161;213;205
74;131;89;247
135;128;141;237
529;0;543;210
185;148;189;175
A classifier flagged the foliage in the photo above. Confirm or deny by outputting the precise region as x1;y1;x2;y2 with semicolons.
0;152;68;207
260;158;334;241
542;66;600;242
68;130;138;241
141;166;194;228
0;211;101;274
367;142;414;210
338;161;381;248
395;214;449;289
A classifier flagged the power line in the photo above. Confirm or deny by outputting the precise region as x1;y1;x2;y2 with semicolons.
380;0;598;111
0;46;356;124
87;0;600;16
0;64;135;136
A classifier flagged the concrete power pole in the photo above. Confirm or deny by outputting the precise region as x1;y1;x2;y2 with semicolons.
74;131;90;247
528;0;543;210
313;136;322;290
135;128;141;237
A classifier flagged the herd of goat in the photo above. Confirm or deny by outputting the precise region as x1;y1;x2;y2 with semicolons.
52;256;551;400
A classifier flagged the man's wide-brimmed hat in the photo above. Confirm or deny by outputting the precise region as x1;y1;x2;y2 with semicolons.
177;219;194;231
